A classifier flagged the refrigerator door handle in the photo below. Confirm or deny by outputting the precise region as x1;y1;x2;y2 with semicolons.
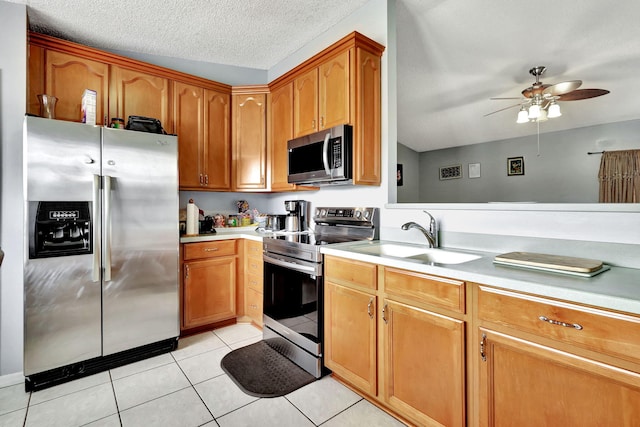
103;175;112;282
92;174;101;282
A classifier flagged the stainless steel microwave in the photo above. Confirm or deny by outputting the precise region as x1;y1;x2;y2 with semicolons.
287;124;352;186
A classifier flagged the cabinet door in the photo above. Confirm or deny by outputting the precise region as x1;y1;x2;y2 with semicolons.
324;281;377;395
233;93;267;189
183;257;237;328
478;328;640;427
270;83;296;191
112;66;171;133
174;82;204;189
353;47;381;185
27;44;45;116
293;68;318;137
204;89;231;189
319;50;351;130
383;300;465;427
245;287;263;327
46;50;109;125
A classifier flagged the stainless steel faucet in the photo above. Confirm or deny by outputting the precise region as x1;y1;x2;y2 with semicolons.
401;211;439;248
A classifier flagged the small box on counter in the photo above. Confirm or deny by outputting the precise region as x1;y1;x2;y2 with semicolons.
81;89;97;125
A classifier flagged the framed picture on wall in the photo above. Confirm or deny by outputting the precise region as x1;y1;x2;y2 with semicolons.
507;157;524;176
439;164;462;180
397;164;403;186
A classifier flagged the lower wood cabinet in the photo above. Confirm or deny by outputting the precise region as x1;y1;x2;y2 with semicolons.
325;255;640;426
477;285;640;427
182;240;237;330
243;239;264;326
383;300;465;427
324;281;377;395
478;328;640;427
324;256;466;426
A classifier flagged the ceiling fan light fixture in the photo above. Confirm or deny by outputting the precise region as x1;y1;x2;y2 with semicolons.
516;107;529;123
548;102;562;118
537;108;548;122
528;104;541;119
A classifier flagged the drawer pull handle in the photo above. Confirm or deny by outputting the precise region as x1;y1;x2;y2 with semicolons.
480;333;487;362
204;248;219;252
367;298;374;319
382;303;388;324
539;316;583;330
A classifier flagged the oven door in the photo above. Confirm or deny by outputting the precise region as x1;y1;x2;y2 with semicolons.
263;252;323;356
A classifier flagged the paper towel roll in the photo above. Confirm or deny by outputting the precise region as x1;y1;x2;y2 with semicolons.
186;199;199;235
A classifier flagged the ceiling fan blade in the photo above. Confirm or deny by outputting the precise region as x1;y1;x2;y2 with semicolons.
483;103;522;117
542;80;582;96
557;88;610;101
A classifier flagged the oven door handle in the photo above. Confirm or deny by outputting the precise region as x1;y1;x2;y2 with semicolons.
263;254;318;275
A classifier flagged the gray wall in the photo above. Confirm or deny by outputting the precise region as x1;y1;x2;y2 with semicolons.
418;119;640;203
0;1;27;376
397;142;419;202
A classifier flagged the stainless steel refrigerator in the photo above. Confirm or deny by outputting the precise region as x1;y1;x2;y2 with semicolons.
23;116;179;391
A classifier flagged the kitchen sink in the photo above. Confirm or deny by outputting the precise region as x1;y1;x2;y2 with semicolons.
349;242;482;265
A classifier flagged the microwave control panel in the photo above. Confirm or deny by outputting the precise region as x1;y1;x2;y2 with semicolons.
330;138;342;168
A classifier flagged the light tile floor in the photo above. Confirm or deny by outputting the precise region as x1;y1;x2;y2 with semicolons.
0;323;406;427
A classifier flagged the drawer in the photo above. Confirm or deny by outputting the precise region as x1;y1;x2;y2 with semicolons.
478;286;640;365
246;272;263;293
246;256;263;276
325;255;377;291
246;287;263;326
245;240;263;258
384;267;465;313
183;240;236;260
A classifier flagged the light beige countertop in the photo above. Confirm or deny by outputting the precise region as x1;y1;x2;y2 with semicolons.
321;240;640;316
180;230;263;244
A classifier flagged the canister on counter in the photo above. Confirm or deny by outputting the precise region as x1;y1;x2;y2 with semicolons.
110;118;125;129
227;215;238;227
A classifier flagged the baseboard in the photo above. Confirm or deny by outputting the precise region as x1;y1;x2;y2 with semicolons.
0;371;24;388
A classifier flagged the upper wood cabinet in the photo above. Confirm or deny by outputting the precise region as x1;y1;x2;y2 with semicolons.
274;33;384;186
27;44;109;125
293;50;350;137
232;88;268;190
174;82;204;188
353;47;382;185
293;68;318;137
111;66;172;133
174;82;231;190
270;82;296;191
319;50;351;130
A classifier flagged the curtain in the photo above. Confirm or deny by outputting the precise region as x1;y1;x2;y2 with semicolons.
598;150;640;203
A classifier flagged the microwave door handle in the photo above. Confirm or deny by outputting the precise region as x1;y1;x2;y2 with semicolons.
322;133;332;177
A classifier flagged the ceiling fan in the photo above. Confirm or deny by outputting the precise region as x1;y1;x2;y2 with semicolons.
485;66;610;123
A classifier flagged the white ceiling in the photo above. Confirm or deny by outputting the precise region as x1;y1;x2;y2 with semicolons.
9;0;640;152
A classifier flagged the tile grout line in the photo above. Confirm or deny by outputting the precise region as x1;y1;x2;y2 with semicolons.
107;371;123;427
172;347;218;425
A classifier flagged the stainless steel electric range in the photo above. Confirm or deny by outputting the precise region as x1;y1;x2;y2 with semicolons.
262;207;379;378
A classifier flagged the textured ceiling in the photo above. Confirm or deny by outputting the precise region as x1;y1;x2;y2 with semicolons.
10;0;369;69
8;0;640;152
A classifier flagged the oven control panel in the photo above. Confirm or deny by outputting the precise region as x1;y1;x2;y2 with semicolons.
314;207;377;224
